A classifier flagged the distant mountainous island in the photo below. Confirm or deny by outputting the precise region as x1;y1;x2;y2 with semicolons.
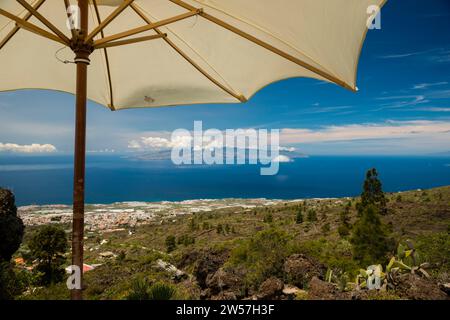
128;147;308;161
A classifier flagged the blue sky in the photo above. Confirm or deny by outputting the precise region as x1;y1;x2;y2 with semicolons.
1;0;450;156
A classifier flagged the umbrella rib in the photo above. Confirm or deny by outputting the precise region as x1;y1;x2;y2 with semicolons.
85;0;134;44
16;0;71;44
94;33;167;49
169;0;354;91
130;3;246;102
92;0;115;110
93;9;202;48
0;0;46;51
0;8;68;46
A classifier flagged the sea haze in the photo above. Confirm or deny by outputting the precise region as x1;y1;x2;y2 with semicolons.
0;155;449;206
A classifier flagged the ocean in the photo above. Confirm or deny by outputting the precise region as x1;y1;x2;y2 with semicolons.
0;155;449;206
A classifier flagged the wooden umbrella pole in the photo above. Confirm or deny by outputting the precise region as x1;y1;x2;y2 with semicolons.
71;0;91;301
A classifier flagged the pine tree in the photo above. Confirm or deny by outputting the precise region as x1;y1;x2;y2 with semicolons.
263;212;273;223
321;223;331;234
307;209;317;222
296;209;303;224
165;235;176;253
358;168;387;215
350;205;391;265
189;218;198;231
338;201;352;237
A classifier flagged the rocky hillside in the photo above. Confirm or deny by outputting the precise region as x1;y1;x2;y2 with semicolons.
17;186;450;300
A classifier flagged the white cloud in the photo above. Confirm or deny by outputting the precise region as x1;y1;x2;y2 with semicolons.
429;89;450;99
279;146;296;152
87;149;116;153
300;105;353;114
376;95;428;109
272;155;292;163
129;135;193;150
378;48;450;64
0;142;57;153
280;120;450;144
378;50;432;59
127;140;142;149
415;107;450;112
413;82;448;90
429;50;450;63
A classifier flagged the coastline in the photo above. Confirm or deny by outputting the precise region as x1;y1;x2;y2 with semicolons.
17;185;446;232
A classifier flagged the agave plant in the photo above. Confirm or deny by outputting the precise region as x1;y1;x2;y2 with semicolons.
126;278;151;300
126;280;177;300
148;282;177;300
325;269;333;283
325;268;351;292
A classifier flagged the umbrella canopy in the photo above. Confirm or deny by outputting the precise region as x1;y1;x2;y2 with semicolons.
1;0;384;109
0;0;385;300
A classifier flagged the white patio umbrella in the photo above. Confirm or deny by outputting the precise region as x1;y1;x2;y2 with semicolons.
0;0;385;299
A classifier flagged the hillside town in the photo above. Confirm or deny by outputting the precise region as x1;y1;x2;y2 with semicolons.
18;198;308;232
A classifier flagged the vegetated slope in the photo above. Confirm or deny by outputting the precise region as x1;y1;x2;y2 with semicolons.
20;186;450;300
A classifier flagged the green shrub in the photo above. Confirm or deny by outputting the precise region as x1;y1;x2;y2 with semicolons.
307;209;317;222
178;234;195;246
228;228;290;288
263;213;273;223
202;222;211;230
189;218;199;231
415;232;449;275
148;282;176;300
321;223;331;234
0;261;24;300
19;282;70;300
117;251;126;261
126;280;176;300
126;278;151;300
295;210;303;224
0;188;24;263
139;251;166;265
165;236;176;253
338;202;352;238
28;225;68;285
292;238;359;276
338;225;350;238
